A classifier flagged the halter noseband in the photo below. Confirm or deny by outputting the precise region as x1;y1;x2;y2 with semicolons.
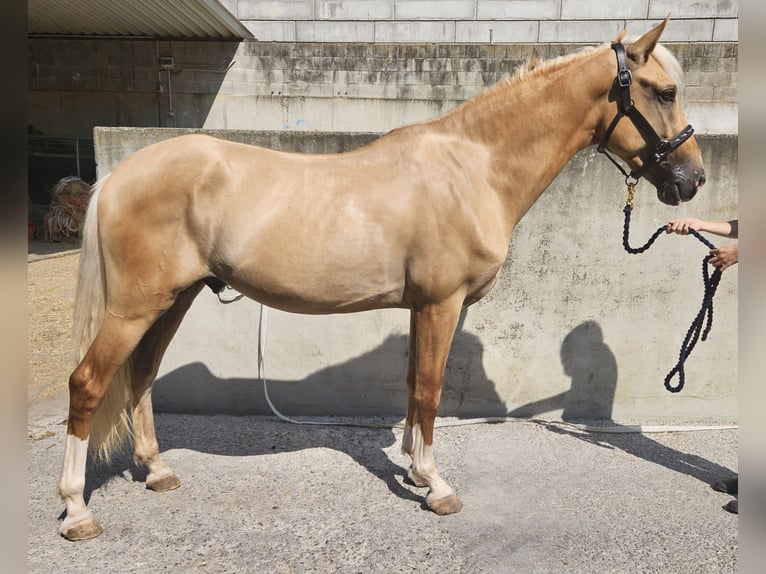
597;43;694;182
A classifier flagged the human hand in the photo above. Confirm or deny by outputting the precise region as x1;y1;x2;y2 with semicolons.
666;218;702;235
709;244;738;272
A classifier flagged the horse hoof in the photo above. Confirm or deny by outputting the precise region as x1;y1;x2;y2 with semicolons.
60;516;103;541
427;493;464;515
146;472;181;493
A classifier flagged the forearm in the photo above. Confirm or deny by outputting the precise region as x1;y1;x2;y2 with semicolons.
698;219;738;238
666;218;738;238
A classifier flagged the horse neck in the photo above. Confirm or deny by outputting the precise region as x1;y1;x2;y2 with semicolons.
437;45;614;227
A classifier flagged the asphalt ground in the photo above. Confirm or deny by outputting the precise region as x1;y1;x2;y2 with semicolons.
26;241;739;573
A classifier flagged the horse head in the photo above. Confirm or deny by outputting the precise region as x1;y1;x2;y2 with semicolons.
597;17;705;205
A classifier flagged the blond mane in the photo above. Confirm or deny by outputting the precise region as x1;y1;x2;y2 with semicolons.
437;43;608;120
446;35;683;118
506;44;605;89
510;34;684;88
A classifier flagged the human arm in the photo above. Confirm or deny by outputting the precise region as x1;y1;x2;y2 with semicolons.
666;218;738;238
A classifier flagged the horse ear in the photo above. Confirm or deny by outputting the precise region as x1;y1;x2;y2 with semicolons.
626;15;670;65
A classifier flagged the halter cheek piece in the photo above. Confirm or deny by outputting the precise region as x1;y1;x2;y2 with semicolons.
597;42;694;182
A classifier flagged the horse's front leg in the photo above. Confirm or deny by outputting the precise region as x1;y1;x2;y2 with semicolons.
401;298;464;515
402;313;426;485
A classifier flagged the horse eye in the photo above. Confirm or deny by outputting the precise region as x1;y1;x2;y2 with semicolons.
659;89;676;103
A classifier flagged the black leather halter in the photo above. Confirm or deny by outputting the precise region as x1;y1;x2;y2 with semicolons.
597;42;694;182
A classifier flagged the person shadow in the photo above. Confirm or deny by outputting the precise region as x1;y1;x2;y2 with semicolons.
75;308;507;508
508;320;735;487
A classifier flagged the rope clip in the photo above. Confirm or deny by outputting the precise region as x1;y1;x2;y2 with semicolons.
624;177;638;209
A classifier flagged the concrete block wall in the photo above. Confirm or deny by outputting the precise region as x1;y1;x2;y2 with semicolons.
29;37;738;138
28;38;241;137
229;0;738;43
93;128;738;422
205;40;737;134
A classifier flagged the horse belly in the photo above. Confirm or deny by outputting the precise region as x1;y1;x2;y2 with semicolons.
213;230;408;314
225;266;406;314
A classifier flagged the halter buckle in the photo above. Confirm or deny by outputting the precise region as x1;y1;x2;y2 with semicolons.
617;68;632;88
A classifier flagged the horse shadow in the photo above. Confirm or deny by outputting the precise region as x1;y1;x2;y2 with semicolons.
79;309;507;506
508;320;735;487
79;413;427;509
148;309;507;418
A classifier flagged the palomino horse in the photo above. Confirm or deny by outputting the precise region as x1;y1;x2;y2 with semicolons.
59;18;705;540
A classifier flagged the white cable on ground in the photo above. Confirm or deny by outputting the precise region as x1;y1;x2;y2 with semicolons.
259;305;390;427
256;303;737;434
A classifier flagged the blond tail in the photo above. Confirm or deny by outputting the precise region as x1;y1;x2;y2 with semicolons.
71;174;133;463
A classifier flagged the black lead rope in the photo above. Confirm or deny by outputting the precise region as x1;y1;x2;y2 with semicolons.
622;184;723;393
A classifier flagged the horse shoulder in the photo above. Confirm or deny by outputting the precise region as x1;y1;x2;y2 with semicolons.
389;131;510;303
418;133;511;257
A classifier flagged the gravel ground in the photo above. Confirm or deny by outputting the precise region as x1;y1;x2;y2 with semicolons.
29;415;738;574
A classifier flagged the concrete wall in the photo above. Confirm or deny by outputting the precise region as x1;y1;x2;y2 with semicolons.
28;39;241;137
206;40;737;134
227;0;738;43
29;37;738;139
94;127;738;423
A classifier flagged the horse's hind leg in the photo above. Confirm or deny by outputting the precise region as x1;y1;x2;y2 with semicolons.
130;283;203;492
59;312;161;541
401;297;464;515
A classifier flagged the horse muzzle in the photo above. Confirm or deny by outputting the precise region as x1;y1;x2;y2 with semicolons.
648;161;705;205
